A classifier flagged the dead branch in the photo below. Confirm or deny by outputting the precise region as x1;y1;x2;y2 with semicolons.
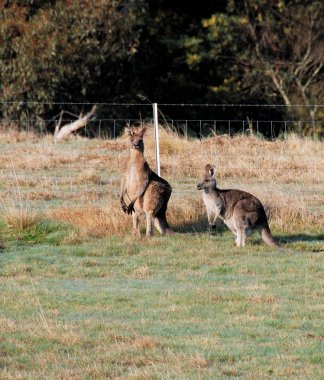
54;105;97;141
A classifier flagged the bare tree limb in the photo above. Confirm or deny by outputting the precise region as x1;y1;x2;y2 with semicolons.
54;106;97;141
268;69;292;107
54;110;64;137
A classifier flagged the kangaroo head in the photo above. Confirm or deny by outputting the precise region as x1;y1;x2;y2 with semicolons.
197;164;217;190
126;126;147;152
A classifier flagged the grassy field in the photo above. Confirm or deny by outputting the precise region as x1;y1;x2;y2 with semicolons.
0;127;323;379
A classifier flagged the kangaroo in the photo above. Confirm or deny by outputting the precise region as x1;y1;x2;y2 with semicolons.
197;164;279;247
120;126;172;237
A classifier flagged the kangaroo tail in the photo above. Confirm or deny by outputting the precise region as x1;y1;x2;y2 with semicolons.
154;214;172;235
260;225;280;248
154;186;172;234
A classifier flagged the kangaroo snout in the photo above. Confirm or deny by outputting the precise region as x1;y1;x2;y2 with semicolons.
197;182;203;190
131;140;143;150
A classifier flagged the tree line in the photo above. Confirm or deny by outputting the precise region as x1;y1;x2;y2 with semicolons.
0;0;323;136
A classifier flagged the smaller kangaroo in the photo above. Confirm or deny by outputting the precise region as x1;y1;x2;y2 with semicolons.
120;126;172;237
197;164;279;247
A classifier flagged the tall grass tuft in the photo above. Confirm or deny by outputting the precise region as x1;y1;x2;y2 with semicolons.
0;165;42;230
1;204;41;230
263;194;323;233
48;204;132;237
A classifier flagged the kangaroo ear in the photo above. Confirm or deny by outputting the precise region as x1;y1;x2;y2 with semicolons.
205;164;211;173
209;165;216;177
126;126;134;136
139;126;147;137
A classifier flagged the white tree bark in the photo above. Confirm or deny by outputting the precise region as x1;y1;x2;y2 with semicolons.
54;106;97;141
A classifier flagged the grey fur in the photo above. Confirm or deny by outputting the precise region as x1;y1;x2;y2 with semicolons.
197;164;279;247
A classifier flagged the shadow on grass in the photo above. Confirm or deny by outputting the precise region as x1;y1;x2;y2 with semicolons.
277;233;324;251
173;221;324;252
173;218;228;234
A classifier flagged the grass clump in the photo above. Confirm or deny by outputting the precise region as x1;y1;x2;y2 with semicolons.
48;205;132;237
1;205;41;230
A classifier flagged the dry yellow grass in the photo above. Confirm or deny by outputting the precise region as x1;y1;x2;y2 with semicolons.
48;205;132;237
0;203;42;230
0;124;323;235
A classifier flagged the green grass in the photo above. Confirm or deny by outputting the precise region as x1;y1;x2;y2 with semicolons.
0;222;323;379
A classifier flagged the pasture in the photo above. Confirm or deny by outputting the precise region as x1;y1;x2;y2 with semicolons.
0;127;323;379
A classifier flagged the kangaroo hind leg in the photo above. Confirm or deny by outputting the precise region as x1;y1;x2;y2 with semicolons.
145;211;154;237
233;213;246;247
235;228;246;247
132;212;141;237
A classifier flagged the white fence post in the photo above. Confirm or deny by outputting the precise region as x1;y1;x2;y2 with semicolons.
153;102;161;176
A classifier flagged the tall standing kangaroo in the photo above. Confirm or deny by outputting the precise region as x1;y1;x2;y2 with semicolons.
197;164;279;247
120;126;172;237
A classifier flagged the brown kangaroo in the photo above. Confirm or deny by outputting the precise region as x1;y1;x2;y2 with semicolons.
120;126;172;237
197;164;279;247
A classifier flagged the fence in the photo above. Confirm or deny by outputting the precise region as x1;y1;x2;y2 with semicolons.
63;117;321;140
1;102;323;141
2;101;323;179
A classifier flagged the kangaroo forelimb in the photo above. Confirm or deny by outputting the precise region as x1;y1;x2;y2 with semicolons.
126;202;135;214
125;178;149;214
120;199;128;214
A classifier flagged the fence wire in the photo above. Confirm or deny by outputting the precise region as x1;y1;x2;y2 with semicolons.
1;102;323;140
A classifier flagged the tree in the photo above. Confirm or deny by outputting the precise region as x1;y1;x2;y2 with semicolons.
130;1;226;105
184;0;323;133
0;0;143;126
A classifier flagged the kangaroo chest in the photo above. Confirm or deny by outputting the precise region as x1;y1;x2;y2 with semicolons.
127;163;141;183
202;191;236;232
126;159;149;198
202;191;223;215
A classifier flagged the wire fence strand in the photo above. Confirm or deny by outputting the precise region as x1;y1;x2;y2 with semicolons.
1;102;323;140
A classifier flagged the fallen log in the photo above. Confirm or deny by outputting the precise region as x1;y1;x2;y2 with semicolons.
54;105;97;141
